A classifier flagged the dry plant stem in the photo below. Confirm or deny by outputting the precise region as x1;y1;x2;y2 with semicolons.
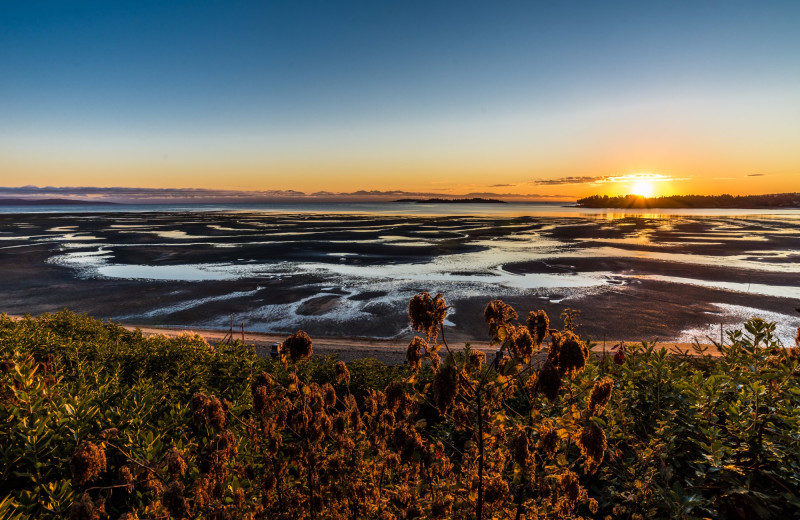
514;471;526;520
273;459;285;511
307;445;316;520
377;463;386;515
439;324;455;357
476;381;484;520
106;442;166;484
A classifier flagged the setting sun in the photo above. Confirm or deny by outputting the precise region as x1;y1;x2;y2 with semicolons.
631;180;655;197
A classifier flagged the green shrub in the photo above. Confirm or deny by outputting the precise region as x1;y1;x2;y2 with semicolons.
1;306;798;519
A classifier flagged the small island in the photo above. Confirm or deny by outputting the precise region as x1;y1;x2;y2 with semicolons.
577;193;800;209
394;197;507;204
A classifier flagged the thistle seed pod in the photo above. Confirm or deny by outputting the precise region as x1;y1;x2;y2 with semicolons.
484;300;517;339
206;396;226;429
557;470;583;510
578;422;607;475
191;392;209;427
433;365;458;413
335;360;350;385
165;447;187;480
322;383;337;408
283;330;313;363
510;427;530;465
526;309;550;345
408;291;447;338
118;466;134;493
70;441;107;486
162;482;189;519
539;420;559;459
509;325;535;361
251;371;274;414
406;336;427;370
384;381;405;412
484;476;510;505
555;331;587;377
535;361;561;402
588;377;613;416
431;494;454;519
468;350;486;370
68;493;104;520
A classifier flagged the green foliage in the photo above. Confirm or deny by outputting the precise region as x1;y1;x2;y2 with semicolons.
1;309;799;519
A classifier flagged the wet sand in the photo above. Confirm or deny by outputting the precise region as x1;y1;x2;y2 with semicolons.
1;210;798;347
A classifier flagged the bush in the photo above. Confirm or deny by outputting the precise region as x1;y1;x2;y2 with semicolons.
0;304;798;519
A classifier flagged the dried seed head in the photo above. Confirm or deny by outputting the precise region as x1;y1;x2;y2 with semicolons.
322;383;337;408
433;365;458;413
252;371;273;414
191;392;209;427
384;381;405;412
408;291;448;338
206;396;226;429
557;470;583;510
287;372;300;391
165;447;187;480
539;420;559;459
554;331;587;377
162;481;188;519
68;493;103;520
468;350;486;370
509;325;535;361
510;427;530;465
70;441;107;486
212;430;238;462
119;466;134;493
578;422;607;475
283;330;313;363
333;414;346;435
406;336;427;370
526;310;550;345
335;360;350;385
431;494;454;519
484;476;510;505
452;403;470;430
535;361;561;402
588;377;614;416
484;300;518;339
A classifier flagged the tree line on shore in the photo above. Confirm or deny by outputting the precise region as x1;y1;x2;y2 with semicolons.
577;192;800;209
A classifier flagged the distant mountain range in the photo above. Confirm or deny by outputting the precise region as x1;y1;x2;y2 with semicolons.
577;193;800;209
393;197;507;204
0;198;117;206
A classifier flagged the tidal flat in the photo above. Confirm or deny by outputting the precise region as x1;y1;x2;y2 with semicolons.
1;209;799;346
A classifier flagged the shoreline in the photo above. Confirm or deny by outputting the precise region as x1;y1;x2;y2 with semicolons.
6;313;723;363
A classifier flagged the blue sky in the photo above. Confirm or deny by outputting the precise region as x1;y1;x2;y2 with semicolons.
2;1;798;199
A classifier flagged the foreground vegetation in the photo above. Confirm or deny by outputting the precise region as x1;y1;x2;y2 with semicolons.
1;299;799;520
577;193;800;209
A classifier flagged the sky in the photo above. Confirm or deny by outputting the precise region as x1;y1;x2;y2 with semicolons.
1;0;798;202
